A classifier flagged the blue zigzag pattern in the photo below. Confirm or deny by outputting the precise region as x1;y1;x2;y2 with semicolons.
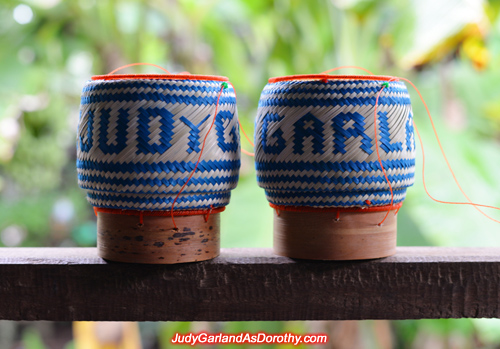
77;159;240;174
261;81;409;97
81;93;236;107
87;191;230;210
82;81;230;94
255;78;415;208
78;78;240;211
79;173;239;193
265;188;407;206
257;172;413;187
255;159;415;173
258;95;411;108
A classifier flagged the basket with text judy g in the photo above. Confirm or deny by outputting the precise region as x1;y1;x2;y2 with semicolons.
77;71;240;264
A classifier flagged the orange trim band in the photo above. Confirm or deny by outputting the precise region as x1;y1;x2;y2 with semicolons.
94;206;225;217
269;202;403;213
91;74;229;82
268;74;399;83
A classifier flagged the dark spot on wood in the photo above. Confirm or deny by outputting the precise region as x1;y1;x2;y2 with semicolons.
198;249;202;252
199;235;205;238
201;239;209;243
167;237;173;241
153;242;164;247
205;251;209;253
179;238;190;242
174;243;181;246
158;257;164;260
173;232;195;238
118;251;126;254
135;236;144;242
160;228;166;231
209;226;213;230
180;254;186;256
183;227;191;232
123;236;131;241
143;244;149;246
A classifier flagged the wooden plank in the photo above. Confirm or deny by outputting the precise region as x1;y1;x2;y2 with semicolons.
0;247;499;321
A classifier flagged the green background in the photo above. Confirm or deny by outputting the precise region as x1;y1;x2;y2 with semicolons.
1;0;500;347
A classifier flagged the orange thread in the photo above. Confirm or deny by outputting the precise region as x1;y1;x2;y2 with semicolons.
94;63;227;82
413;120;500;222
170;83;227;229
321;66;374;75
241;148;255;157
228;81;255;157
395;206;401;216
399;77;500;223
373;82;397;226
269;67;500;224
268;74;396;84
92;74;229;82
108;62;171;75
335;211;340;221
204;205;214;222
238;119;255;147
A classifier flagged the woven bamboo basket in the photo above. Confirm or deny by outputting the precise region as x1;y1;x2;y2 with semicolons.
77;73;240;263
255;74;415;260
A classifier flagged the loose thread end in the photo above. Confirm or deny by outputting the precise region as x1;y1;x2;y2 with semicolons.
138;211;144;226
204;205;214;222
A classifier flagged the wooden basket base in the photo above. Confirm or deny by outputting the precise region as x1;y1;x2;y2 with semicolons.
97;212;220;264
273;209;397;260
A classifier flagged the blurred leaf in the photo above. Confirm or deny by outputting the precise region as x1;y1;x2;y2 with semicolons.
22;328;46;349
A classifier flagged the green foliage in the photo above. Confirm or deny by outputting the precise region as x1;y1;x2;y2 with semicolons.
22;328;46;349
1;0;500;347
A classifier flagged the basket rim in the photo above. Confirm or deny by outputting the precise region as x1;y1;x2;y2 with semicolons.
268;74;399;83
91;74;229;82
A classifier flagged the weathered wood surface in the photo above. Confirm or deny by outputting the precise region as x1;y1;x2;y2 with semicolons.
0;247;499;321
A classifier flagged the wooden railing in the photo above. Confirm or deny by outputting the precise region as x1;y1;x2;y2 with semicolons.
0;247;498;321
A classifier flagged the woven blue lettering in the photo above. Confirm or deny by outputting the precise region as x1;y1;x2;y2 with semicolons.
293;112;325;155
378;111;403;153
215;111;239;153
79;110;94;152
261;112;286;155
98;108;129;154
333;112;373;155
406;112;415;152
136;107;174;155
179;114;211;154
